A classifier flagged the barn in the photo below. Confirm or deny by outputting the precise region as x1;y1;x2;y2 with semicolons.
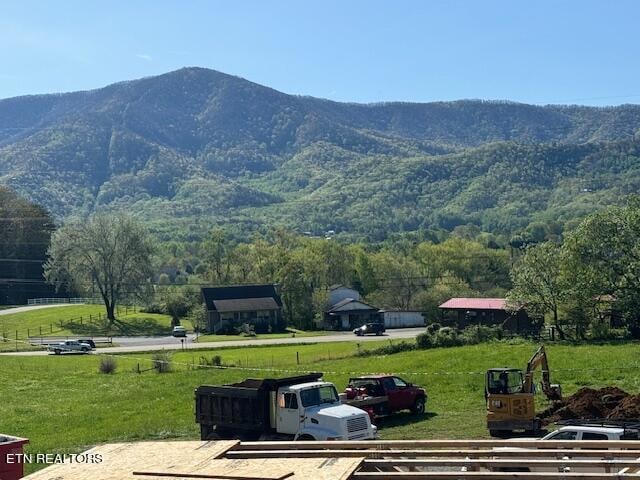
438;297;535;333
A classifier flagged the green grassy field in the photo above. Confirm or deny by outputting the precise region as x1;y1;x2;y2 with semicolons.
2;340;640;474
0;305;190;351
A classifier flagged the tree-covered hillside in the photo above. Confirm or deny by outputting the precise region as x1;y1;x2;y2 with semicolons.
1;67;639;241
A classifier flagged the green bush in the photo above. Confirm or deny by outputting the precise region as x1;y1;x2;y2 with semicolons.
425;322;441;336
460;324;503;344
98;356;117;374
141;302;164;314
358;340;415;356
431;327;462;348
416;332;433;349
152;352;172;373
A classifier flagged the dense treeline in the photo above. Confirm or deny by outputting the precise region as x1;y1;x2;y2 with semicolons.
508;196;640;339
154;229;510;329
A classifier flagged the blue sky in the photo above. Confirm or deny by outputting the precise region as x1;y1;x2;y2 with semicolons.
1;0;639;105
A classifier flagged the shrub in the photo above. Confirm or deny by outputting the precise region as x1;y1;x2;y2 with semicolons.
460;324;503;344
431;327;461;348
152;352;172;373
236;323;256;337
198;355;223;368
98;356;117;374
416;332;433;349
141;302;164;314
425;322;441;336
357;340;415;356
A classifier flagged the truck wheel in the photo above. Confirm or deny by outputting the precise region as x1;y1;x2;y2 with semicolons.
411;397;425;415
81;347;89;353
296;434;315;441
54;349;61;355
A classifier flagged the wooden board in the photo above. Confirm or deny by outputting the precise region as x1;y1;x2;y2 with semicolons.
23;441;238;480
133;458;363;480
22;441;362;480
226;448;640;459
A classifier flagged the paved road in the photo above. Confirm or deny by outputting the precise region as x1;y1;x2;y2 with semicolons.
1;327;425;356
0;304;72;315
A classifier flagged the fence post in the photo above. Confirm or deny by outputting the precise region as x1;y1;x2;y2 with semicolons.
80;316;83;325
50;323;53;333
15;331;18;351
296;351;300;365
39;326;42;336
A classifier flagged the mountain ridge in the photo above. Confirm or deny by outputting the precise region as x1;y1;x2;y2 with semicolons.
1;67;639;240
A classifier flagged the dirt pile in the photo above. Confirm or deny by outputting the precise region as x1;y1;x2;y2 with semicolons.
539;387;640;424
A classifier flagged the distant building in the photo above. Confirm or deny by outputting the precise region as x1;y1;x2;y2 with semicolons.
201;284;285;334
380;310;425;328
325;298;382;330
438;297;534;333
328;284;362;306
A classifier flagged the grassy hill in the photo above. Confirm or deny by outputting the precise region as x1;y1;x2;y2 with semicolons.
1;67;640;240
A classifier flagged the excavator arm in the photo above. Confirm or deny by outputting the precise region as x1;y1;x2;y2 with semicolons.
523;345;562;400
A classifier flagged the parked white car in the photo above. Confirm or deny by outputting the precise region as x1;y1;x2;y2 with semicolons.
172;326;187;337
542;422;640;440
48;340;93;355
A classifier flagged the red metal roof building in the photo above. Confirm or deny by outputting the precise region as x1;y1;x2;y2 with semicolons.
438;297;534;333
438;298;508;311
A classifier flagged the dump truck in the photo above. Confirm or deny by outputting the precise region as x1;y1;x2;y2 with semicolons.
195;373;377;441
486;345;562;436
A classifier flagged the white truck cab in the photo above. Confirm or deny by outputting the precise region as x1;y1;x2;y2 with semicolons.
275;381;377;440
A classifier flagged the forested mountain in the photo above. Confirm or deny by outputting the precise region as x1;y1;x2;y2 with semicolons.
1;67;639;241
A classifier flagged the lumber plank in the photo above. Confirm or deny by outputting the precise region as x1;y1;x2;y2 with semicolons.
235;439;640;450
226;448;640;458
363;458;640;468
352;473;638;479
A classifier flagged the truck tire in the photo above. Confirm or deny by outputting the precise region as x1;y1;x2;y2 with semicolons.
296;434;315;441
81;347;89;353
54;349;61;355
411;397;426;415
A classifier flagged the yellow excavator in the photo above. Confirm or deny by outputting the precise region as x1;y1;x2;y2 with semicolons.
486;345;562;437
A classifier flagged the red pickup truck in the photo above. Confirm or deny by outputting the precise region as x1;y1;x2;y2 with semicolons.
343;375;427;419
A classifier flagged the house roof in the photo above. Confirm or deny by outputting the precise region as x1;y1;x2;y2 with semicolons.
438;298;507;311
201;284;282;311
326;297;379;313
213;297;280;313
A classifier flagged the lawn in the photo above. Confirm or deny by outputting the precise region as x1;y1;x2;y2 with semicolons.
2;340;640;474
0;305;186;352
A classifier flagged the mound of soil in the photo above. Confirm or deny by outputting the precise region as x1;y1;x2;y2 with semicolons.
608;394;640;419
539;386;639;424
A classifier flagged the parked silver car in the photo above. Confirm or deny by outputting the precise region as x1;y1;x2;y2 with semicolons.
48;340;93;355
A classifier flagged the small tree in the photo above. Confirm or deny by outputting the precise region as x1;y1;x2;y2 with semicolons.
506;242;567;338
162;288;193;326
45;214;155;324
